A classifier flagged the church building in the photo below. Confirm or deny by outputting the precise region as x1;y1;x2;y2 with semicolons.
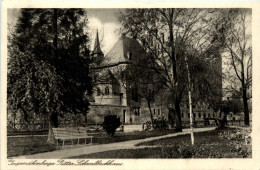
87;31;222;126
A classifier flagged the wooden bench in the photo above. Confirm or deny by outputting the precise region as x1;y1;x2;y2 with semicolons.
52;128;74;146
52;127;93;147
70;127;93;145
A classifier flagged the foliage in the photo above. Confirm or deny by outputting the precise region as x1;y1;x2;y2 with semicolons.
160;143;222;158
222;9;252;125
101;115;121;137
218;128;251;157
143;118;168;130
211;98;243;128
8;9;92;128
122;49;164;128
118;9;227;131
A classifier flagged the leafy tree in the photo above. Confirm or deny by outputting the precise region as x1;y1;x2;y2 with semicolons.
123;51;164;129
222;9;252;126
118;9;225;131
8;9;92;141
213;97;243;128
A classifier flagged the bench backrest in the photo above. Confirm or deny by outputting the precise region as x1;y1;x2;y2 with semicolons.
78;127;88;135
67;127;89;136
52;128;70;138
52;127;90;138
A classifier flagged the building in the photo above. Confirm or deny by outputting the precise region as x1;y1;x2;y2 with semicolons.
87;31;223;125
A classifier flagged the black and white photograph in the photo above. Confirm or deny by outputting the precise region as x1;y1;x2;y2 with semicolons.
1;1;260;169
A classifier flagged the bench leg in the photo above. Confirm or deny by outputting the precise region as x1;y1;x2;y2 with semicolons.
85;138;86;145
78;138;79;145
72;139;73;145
63;140;65;147
90;137;93;144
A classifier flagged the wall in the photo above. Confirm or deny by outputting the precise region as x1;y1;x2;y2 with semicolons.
87;104;128;124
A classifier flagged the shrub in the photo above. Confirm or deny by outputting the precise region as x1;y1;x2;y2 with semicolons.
102;115;121;137
218;128;252;157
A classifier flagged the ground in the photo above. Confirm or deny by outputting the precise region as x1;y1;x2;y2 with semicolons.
7;129;177;157
8;127;251;158
70;128;252;158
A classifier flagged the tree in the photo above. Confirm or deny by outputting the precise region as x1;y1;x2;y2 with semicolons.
8;9;93;141
213;97;243;129
223;9;252;126
123;51;164;129
118;9;225;132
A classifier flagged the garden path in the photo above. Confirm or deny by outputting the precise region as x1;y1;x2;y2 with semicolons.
11;127;215;159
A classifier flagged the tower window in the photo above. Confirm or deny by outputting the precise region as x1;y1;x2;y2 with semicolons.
105;86;110;95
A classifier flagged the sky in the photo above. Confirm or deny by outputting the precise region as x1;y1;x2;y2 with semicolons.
7;9;122;55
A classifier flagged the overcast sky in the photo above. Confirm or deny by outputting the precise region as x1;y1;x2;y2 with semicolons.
7;9;122;55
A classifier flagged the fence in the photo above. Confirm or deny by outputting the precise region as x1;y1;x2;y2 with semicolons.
181;120;251;128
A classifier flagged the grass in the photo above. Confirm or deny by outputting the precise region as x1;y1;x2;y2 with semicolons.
7;129;177;157
71;128;252;158
91;129;177;144
7;136;57;157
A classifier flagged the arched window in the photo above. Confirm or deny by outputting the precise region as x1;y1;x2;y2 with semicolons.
105;86;109;95
97;87;101;96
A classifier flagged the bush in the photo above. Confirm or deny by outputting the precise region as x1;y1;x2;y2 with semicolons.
102;115;121;137
218;128;252;157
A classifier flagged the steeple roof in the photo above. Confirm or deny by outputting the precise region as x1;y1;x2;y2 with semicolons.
101;35;146;66
93;30;103;55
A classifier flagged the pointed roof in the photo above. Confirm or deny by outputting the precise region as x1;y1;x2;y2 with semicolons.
101;35;146;66
93;30;103;55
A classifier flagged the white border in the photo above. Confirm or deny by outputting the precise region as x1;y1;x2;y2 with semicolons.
1;1;260;170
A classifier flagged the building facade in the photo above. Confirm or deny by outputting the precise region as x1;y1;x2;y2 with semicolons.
87;31;222;125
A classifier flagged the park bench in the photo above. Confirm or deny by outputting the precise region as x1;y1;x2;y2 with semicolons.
70;127;93;145
52;127;93;147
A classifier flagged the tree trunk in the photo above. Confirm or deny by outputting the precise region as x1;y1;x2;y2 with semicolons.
242;84;250;126
47;9;59;144
220;111;227;129
47;122;55;144
174;100;182;132
147;100;154;130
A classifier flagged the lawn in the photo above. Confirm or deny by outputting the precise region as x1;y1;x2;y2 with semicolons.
7;129;177;157
71;128;252;158
7;136;57;157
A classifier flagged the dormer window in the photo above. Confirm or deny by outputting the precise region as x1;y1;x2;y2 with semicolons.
126;52;132;60
105;86;110;95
